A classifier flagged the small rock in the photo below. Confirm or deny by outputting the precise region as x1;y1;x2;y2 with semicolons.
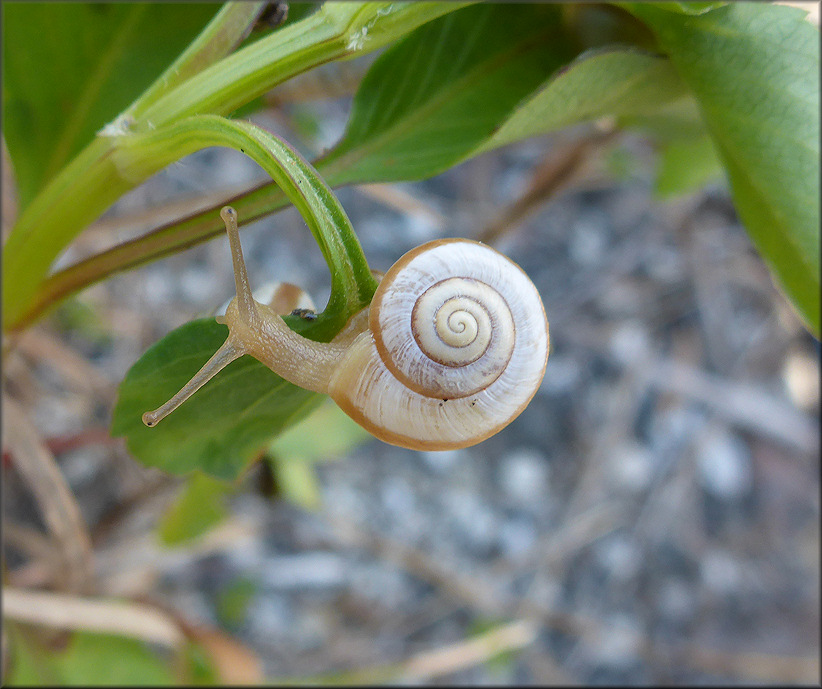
609;442;654;493
700;549;742;595
609;322;650;365
420;448;463;475
644;244;684;282
499;447;550;503
142;270;176;308
696;428;752;500
380;477;416;520
596;535;641;581
446;490;498;554
591;614;642;666
569;211;608;266
258;553;347;591
402;211;440;244
180;264;218;304
599;279;645;317
650;405;707;456
246;593;293;640
497;516;537;559
657;578;696;623
350;562;411;608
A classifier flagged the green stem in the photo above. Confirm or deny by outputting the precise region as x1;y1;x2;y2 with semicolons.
2;136;133;330
137;3;470;129
14;181;288;332
125;1;268;120
111;115;377;333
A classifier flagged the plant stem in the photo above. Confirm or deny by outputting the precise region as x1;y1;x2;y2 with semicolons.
110;115;377;329
2;137;133;330
137;3;470;129
125;1;269;120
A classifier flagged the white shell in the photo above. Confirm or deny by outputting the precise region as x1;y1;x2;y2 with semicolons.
328;239;549;450
216;281;315;317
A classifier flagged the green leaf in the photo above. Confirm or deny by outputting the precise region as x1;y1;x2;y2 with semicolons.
481;47;688;152
654;134;723;198
626;2;820;334
139;2;472;129
111;319;324;480
27;13;689;307
1;2;218;209
268;458;322;511
644;2;727;16
320;3;576;184
183;640;221;685
267;401;370;510
618;93;710;142
268;400;370;461
156;471;232;546
56;633;175;686
215;578;257;629
7;628;174;687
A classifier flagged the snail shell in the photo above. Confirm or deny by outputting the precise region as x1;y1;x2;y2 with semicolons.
328;239;549;450
216;281;316;318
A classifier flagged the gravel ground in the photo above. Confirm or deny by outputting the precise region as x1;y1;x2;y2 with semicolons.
3;101;819;685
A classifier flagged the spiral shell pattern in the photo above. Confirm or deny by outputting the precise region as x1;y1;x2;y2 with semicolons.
328;239;549;450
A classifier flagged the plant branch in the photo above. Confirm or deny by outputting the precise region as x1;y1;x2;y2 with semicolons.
3;587;185;649
137;3;470;129
2;395;95;594
110;114;377;331
125;2;269;121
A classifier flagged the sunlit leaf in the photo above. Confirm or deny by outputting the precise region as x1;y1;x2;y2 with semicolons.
481;47;687;152
654;134;723;198
7;629;174;687
626;1;820;334
156;471;233;546
320;3;576;184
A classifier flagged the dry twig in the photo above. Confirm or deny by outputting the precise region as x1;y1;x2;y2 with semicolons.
14;328;114;399
3;587;184;649
477;128;619;245
357;183;446;230
399;619;538;682
2;395;94;593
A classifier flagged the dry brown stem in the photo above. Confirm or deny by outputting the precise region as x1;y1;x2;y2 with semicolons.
357;183;446;229
2;587;184;649
15;328;114;399
2;395;94;593
477;128;619;245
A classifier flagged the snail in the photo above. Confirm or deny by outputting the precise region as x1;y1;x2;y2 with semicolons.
143;207;550;450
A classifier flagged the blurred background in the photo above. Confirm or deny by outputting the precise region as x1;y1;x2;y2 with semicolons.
3;34;819;685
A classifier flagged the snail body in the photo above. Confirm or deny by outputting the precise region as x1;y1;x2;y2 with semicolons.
143;207;549;450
